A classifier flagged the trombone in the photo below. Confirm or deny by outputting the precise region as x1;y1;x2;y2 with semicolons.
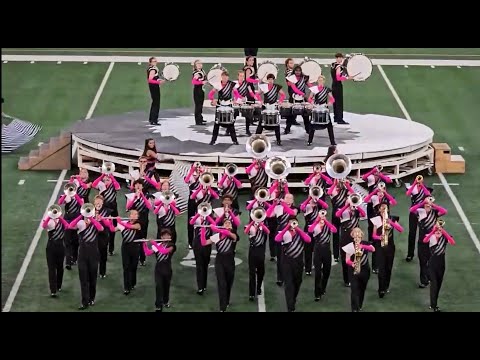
326;154;352;180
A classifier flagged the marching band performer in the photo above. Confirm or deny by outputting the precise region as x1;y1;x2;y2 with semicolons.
304;163;333;200
218;165;242;210
58;183;84;270
284;58;296;125
245;208;270;301
154;181;180;243
208;71;241;145
143;229;176;312
131;157;161;193
190;173;219;204
115;210;142;294
142;138;162;177
190;204;216;295
93;195;114;278
244;48;258;73
410;195;447;288
126;180;153;266
335;192;366;287
342;228;375;312
147;57;166;125
245;157;268;196
244;56;259;86
201;219;239;312
285;65;312;134
300;186;328;276
68;206;105;310
370;203;404;298
192;60;207;125
255;73;285;145
308;209;337;300
71;168;92;204
214;195;241;232
422;220;455;312
246;188;273;260
42;206;69;297
307;75;337;146
92;168;120;256
185;162;204;248
233;70;256;136
330;53;352;125
405;175;433;262
275;217;312;312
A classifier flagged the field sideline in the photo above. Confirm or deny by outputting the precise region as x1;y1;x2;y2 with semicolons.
2;49;480;312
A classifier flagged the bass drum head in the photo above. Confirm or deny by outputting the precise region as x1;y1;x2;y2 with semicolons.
346;54;373;81
207;68;224;89
257;62;278;82
301;60;322;82
162;63;180;81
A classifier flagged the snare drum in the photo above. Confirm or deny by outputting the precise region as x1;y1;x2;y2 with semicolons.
240;104;254;118
304;102;313;116
262;110;280;127
291;103;305;117
252;102;262;117
216;106;234;125
311;105;330;125
279;102;292;118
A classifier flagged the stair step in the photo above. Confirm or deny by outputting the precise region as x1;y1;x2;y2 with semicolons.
29;149;40;157
39;143;52;156
28;156;41;166
18;157;30;170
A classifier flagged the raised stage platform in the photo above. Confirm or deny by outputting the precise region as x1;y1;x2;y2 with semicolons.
71;108;434;188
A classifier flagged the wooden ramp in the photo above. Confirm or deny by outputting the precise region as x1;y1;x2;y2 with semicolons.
18;131;72;170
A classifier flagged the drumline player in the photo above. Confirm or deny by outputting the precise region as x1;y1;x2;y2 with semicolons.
147;57;166;126
330;53;352;126
234;70;257;136
191;60;207;125
208;71;241;146
307;75;337;146
285;65;312;135
255;74;286;146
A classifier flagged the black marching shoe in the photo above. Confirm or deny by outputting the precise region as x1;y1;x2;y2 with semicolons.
108;251;114;256
276;141;282;146
314;297;321;302
335;120;349;125
305;272;312;276
66;265;72;271
209;141;215;145
139;261;146;267
249;296;255;302
372;269;379;274
429;306;441;312
78;304;88;311
58;288;62;292
292;121;300;126
257;289;262;296
307;142;312;146
88;300;95;306
284;129;291;135
276;281;283;287
197;289;205;295
378;291;386;299
155;307;163;312
124;290;130;296
344;282;351;287
246;130;252;136
164;303;171;308
51;293;57;298
418;282;429;289
233;141;239;145
270;257;276;262
334;258;339;263
405;256;413;262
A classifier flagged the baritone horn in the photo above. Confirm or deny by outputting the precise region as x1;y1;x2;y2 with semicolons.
101;161;115;174
225;163;238;176
265;156;291;180
246;134;271;159
251;207;267;223
255;187;270;202
309;185;324;200
64;182;77;197
48;205;62;219
326;154;352;179
197;202;212;217
81;203;95;218
348;193;363;209
199;172;214;187
160;190;175;205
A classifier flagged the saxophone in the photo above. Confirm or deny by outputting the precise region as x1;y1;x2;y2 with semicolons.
354;239;362;275
381;207;391;247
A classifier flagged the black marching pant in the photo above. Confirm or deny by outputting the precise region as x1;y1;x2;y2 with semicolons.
350;265;370;311
193;245;212;290
149;84;160;124
429;254;445;308
215;252;235;311
211;123;238;144
282;255;304;312
340;231;353;284
194;87;205;123
78;244;99;306
286;114;310;133
308;122;336;145
407;212;418;258
314;243;332;297
187;199;196;247
367;204;377;269
155;261;172;309
256;123;281;143
122;242;140;291
46;242;65;293
248;245;266;297
267;217;277;259
418;239;431;285
304;225;315;273
234;109;252;133
139;215;149;263
332;213;341;260
106;206;118;253
377;244;395;293
332;85;343;122
98;234;108;276
156;222;177;244
64;229;79;266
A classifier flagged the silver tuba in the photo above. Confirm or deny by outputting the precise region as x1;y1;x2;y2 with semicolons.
160;190;175;205
250;207;267;223
326;153;352;179
225;163;238;177
309;185;324;200
197;202;212;217
199;172;214;187
81;203;95;218
254;187;270;203
265;156;291;180
348;193;363;209
101;161;115;174
64;182;78;197
246;134;271;159
48;204;62;219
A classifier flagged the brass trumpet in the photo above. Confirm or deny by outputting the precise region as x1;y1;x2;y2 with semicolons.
348;193;363;209
199;172;214;187
246;134;271;159
225;163;238;177
436;219;445;228
80;203;95;218
64;182;77;197
309;185;324;200
377;182;386;191
193;161;202;169
265;156;291;180
197;202;212;217
254;187;270;202
47;205;62;219
290;220;299;229
159;190;175;205
416;175;423;183
250;207;267;223
425;196;435;204
313;161;325;172
326;154;352;179
101;161;115;174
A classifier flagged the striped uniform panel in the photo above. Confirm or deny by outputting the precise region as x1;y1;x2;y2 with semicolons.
249;225;267;247
158;206;176;227
236;81;250;97
121;227;137;243
216;236;234;254
219;178;238;200
48;221;65;242
283;233;304;259
349;243;369;266
411;187;425;205
264;85;282;104
313;87;331;105
100;184;117;204
314;224;331;245
65;197;81;216
155;242;175;262
304;203;321;226
78;223;97;244
431;235;447;256
1;116;42;153
218;81;236;101
419;209;438;234
342;210;360;232
169;160;191;213
193;69;206;81
249;165;268;189
331;187;349;209
294;76;308;94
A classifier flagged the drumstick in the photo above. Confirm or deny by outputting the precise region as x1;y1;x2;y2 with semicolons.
350;72;361;79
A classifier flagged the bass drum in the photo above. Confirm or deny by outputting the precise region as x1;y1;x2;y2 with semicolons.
299;57;322;82
257;61;278;83
207;63;227;89
343;54;373;81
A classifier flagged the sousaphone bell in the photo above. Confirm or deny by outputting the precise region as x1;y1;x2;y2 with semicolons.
81;203;95;218
48;204;62;219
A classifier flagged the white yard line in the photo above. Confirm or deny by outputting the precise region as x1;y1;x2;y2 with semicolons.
2;55;480;67
257;283;266;312
433;183;459;186
2;63;115;312
458;146;465;151
18;180;25;185
377;64;480;254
